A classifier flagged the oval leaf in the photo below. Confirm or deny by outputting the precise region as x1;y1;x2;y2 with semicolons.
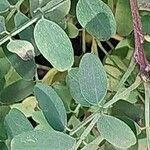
3;44;36;80
5;108;33;138
76;0;116;40
34;18;74;71
0;79;35;104
79;53;107;105
11;130;76;150
67;68;91;107
97;114;136;149
34;83;67;131
7;40;35;61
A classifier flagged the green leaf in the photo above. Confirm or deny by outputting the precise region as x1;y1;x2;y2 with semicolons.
34;18;74;71
34;83;67;131
0;16;6;34
7;40;35;61
0;57;10;80
5;108;33;138
0;142;8;150
53;84;72;113
0;106;10;140
76;0;116;40
79;53;107;105
0;79;35;104
97;114;136;149
11;130;76;150
14;12;40;56
3;44;36;80
142;15;150;35
0;0;10;13
67;68;91;107
43;0;70;28
115;0;133;36
32;111;53;130
65;22;79;38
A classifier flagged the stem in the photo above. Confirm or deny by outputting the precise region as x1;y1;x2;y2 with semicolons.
0;0;67;46
130;0;150;81
72;113;100;150
103;76;141;108
70;112;96;136
82;29;86;53
81;136;104;150
116;56;136;90
144;82;150;150
0;15;40;45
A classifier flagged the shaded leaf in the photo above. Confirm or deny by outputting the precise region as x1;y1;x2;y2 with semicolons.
0;79;35;104
34;83;67;131
0;106;10;140
115;0;133;36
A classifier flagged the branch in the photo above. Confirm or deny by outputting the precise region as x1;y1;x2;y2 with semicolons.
130;0;150;81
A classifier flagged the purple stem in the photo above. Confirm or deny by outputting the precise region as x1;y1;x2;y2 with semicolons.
130;0;150;81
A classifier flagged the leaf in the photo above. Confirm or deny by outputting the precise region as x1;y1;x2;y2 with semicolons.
142;15;150;35
53;84;72;113
34;18;74;71
0;106;10;140
0;79;35;104
11;96;37;117
32;111;53;130
34;83;67;131
0;57;10;80
66;68;91;107
76;0;116;40
43;0;71;28
30;0;50;16
0;142;8;150
65;22;79;38
5;108;33;138
0;0;10;13
7;40;35;61
115;0;133;36
11;130;76;150
3;44;36;80
14;12;40;56
0;16;6;34
79;53;107;105
97;114;136;149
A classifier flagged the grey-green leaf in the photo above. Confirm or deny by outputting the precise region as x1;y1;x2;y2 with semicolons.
7;40;35;61
34;83;67;131
76;0;116;41
11;130;76;150
0;16;6;34
3;44;36;80
0;0;10;13
97;114;136;149
67;68;91;107
34;18;74;71
5;108;33;138
79;53;107;105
